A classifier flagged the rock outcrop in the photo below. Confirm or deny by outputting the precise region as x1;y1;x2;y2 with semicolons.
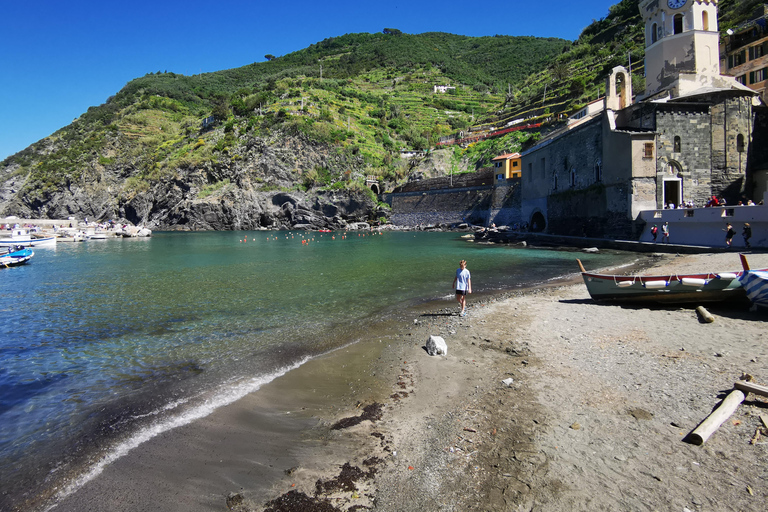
0;132;386;231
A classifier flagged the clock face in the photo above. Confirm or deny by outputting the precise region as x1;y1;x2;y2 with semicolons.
668;0;687;8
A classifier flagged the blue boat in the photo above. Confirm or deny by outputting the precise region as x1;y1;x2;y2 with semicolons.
0;245;34;267
739;254;768;309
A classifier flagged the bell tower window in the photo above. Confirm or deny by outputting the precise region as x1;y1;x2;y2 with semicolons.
651;23;658;44
702;11;709;31
673;14;684;35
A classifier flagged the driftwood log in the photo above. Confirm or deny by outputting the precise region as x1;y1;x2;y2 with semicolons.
695;306;714;323
689;389;746;445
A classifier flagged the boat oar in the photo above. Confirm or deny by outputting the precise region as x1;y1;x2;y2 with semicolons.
576;259;587;273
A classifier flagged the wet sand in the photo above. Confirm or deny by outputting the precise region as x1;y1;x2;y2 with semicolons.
44;252;768;511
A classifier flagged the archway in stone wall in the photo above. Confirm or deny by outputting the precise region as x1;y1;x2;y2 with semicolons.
370;183;380;195
530;211;546;232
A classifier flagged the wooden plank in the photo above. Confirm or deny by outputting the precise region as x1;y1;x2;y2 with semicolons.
689;389;746;445
734;381;768;398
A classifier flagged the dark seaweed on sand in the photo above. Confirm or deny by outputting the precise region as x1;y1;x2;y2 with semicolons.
330;403;383;430
262;490;339;512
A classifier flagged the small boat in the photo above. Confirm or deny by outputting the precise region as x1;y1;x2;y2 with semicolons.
0;245;34;267
739;254;768;309
0;228;57;248
576;259;758;304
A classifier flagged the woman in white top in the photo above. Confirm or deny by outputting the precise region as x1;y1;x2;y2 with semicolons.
452;259;472;316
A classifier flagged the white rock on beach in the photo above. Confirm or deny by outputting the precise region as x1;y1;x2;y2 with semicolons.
426;335;447;356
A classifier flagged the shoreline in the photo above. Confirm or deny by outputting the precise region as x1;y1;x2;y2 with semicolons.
39;252;768;511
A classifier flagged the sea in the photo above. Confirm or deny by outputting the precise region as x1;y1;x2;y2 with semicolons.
0;230;639;509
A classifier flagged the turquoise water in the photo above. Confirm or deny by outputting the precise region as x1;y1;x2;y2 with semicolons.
0;230;635;507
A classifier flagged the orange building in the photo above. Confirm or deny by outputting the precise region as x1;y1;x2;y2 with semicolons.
491;152;522;180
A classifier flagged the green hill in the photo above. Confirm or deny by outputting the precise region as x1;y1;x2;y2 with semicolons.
1;0;761;228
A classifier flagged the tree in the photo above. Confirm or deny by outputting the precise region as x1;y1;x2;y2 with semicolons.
383;28;403;36
264;54;276;61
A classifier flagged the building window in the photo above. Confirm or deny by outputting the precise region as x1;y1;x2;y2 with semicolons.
736;75;747;85
651;23;658;44
749;44;766;60
673;136;681;152
749;68;768;84
594;160;602;182
540;157;546;180
644;143;654;159
528;162;533;182
552;174;558;191
570;168;576;188
702;11;709;31
673;14;683;35
512;160;519;167
737;134;745;153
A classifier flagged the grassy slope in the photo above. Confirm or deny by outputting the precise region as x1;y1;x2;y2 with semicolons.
3;0;763;206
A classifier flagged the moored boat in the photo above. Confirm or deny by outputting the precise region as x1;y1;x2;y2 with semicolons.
576;259;759;304
0;246;34;267
0;228;57;248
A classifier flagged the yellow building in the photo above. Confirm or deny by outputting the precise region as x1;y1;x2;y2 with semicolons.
491;152;522;179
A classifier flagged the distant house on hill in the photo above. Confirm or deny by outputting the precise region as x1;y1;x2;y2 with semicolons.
433;85;456;94
491;153;522;180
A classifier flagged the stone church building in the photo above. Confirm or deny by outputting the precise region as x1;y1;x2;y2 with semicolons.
520;0;767;238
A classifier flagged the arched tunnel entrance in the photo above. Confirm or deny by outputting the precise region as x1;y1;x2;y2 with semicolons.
530;211;546;232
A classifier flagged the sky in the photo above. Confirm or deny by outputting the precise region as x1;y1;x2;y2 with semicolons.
0;0;620;161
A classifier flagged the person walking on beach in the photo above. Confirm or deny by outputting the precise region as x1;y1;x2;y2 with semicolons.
725;223;736;247
452;259;472;317
742;223;752;248
661;222;670;244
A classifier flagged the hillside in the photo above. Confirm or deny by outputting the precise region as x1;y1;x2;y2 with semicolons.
0;0;761;230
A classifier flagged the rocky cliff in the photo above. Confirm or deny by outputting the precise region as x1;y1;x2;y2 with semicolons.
0;130;387;231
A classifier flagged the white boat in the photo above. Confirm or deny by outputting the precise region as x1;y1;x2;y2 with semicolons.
0;229;57;248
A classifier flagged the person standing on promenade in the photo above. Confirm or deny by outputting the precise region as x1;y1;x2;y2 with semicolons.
651;224;658;242
661;222;670;244
725;223;736;247
743;223;752;248
453;259;472;317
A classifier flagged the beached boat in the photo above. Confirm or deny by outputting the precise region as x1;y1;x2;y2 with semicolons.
0;246;34;267
0;228;57;248
739;254;768;309
576;259;757;304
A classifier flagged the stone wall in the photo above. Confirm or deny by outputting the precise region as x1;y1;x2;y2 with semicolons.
386;170;522;227
388;187;494;226
393;168;495;193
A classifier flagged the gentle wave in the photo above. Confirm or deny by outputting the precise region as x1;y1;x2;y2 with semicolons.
44;357;310;510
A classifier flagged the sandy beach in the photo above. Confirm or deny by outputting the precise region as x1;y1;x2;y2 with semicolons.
47;251;768;512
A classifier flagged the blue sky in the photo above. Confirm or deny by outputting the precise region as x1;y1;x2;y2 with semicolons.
0;0;619;161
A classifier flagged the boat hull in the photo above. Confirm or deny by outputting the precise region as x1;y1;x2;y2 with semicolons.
580;269;754;304
0;236;56;247
0;248;34;267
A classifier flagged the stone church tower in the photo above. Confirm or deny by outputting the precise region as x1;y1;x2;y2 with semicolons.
639;0;748;99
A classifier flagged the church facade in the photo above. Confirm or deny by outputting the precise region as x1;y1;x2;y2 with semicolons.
520;0;764;239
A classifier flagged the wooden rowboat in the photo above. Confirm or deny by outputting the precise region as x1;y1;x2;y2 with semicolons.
576;259;758;304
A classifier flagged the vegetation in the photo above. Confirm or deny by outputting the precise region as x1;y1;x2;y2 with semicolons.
2;0;760;204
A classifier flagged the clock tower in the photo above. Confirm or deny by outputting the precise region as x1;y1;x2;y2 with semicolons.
639;0;737;98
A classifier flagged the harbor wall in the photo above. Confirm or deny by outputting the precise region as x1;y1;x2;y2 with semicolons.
384;174;522;227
